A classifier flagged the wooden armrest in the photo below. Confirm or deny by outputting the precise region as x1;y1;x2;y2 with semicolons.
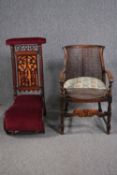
59;70;67;96
59;70;66;83
105;70;114;83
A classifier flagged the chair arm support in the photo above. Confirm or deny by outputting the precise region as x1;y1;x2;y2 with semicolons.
59;70;67;96
59;70;66;84
104;70;114;89
105;70;114;83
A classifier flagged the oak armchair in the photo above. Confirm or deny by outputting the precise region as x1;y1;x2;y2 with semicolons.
59;45;113;134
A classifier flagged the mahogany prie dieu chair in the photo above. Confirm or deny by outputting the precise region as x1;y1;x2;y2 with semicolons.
4;37;46;134
59;45;113;134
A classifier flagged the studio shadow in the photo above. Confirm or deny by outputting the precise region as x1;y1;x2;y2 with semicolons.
44;58;63;134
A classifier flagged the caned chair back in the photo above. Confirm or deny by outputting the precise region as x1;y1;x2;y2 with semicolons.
63;45;105;81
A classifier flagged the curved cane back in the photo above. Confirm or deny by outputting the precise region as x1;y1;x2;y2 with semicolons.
63;45;105;82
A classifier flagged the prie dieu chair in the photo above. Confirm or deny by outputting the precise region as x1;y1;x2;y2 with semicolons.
4;37;46;134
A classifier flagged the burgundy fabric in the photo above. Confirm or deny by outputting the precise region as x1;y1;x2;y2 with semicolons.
6;37;46;45
14;95;43;108
4;95;44;133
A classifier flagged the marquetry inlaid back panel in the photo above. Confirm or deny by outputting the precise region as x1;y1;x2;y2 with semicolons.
14;44;41;91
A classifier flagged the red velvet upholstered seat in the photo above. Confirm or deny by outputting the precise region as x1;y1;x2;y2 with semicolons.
4;37;46;134
4;95;44;133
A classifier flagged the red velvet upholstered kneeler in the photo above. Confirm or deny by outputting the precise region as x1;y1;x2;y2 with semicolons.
4;37;46;134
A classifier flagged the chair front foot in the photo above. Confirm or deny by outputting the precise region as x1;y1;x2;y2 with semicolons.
107;126;111;134
5;130;19;135
107;100;112;134
107;119;111;134
59;124;64;134
59;113;64;134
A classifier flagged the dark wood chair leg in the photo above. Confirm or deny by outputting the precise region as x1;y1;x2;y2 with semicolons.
65;101;69;112
98;102;102;112
60;97;65;134
107;100;112;134
43;102;46;116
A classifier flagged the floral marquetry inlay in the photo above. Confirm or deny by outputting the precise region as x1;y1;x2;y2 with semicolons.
16;52;40;91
